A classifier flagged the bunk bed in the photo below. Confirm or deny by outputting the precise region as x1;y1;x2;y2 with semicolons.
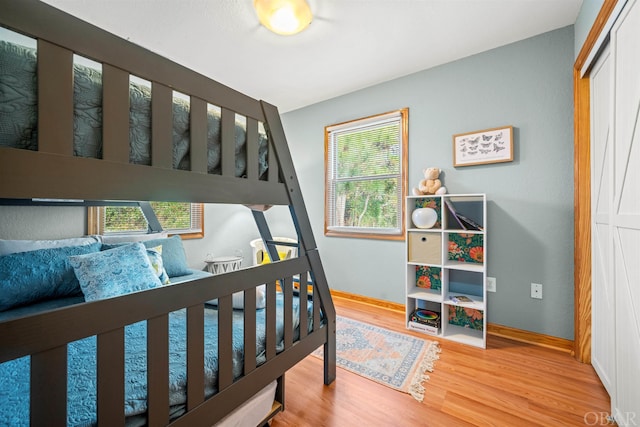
0;0;336;425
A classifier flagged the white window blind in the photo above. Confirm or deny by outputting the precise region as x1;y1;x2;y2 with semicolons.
325;109;407;238
96;202;203;236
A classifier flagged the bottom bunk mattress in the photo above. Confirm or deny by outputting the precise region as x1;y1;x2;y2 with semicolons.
0;292;315;426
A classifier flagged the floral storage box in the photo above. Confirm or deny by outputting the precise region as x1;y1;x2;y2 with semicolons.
448;305;484;330
415;265;441;291
448;233;483;263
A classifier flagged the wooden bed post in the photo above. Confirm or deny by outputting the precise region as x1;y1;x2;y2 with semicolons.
260;101;337;385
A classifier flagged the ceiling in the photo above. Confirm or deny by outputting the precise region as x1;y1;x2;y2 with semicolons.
42;0;583;113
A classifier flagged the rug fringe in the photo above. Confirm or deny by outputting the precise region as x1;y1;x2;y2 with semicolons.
409;341;441;402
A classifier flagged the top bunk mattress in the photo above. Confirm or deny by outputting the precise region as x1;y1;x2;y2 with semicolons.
0;36;269;179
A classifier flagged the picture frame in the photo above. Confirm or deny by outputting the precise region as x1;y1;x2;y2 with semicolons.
453;125;513;167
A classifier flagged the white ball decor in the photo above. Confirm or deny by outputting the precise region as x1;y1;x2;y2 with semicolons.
412;207;438;229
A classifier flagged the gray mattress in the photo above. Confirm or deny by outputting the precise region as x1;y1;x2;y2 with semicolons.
0;40;269;178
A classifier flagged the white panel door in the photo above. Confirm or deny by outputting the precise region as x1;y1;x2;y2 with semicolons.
611;0;640;424
590;45;615;399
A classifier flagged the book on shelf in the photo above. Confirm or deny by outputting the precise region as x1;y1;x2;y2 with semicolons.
443;199;483;231
409;308;441;328
455;213;484;231
444;199;467;229
450;295;474;304
407;320;439;335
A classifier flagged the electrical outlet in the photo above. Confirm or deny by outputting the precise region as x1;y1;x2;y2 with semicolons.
486;277;496;292
531;283;543;299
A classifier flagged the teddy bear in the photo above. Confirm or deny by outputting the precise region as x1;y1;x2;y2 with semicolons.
412;167;447;195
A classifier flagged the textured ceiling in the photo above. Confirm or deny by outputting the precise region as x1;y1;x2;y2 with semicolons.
42;0;583;113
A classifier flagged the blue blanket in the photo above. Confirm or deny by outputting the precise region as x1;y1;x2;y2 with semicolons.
0;294;314;426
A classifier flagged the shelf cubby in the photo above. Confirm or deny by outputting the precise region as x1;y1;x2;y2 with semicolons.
405;193;487;348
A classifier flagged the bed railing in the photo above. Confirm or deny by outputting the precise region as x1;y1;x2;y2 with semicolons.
0;0;285;206
0;258;329;425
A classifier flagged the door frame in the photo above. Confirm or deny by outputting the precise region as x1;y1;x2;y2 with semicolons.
573;0;620;363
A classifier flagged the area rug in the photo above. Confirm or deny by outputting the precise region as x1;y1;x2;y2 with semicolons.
312;315;440;402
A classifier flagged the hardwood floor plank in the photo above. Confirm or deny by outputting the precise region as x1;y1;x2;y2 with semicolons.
271;296;610;426
441;392;533;426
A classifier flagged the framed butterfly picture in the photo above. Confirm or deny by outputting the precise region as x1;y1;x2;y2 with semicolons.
453;125;513;167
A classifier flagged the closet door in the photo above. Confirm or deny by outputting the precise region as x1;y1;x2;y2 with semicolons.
611;0;640;422
590;45;614;399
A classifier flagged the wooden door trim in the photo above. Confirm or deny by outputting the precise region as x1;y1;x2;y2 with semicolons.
573;0;619;363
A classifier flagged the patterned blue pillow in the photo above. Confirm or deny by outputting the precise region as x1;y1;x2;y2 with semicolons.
0;242;102;311
99;244;170;284
69;243;162;301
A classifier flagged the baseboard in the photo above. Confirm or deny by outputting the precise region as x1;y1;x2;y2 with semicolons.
486;323;574;354
330;289;405;312
330;289;575;354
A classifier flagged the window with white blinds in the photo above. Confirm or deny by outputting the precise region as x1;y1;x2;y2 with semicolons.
325;109;408;240
89;202;204;239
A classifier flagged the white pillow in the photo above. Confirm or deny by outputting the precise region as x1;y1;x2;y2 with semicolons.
0;236;101;256
236;285;266;309
172;270;266;309
209;285;266;309
99;232;168;244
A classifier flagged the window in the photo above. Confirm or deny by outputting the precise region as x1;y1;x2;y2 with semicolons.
88;202;204;239
325;109;408;240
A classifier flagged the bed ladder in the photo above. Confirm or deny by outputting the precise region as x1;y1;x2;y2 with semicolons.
252;101;336;386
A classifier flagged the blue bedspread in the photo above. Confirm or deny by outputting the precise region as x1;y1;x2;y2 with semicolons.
0;293;314;426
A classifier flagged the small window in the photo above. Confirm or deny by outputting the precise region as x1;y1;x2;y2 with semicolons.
325;109;408;240
88;202;204;239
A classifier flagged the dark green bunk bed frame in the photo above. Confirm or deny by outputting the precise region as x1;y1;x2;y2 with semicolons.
0;0;336;425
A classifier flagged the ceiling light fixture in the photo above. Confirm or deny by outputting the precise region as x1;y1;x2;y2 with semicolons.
254;0;313;36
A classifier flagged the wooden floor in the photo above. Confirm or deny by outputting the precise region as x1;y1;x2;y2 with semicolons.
271;295;611;426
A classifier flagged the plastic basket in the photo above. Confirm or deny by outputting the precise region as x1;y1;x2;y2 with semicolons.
249;237;298;266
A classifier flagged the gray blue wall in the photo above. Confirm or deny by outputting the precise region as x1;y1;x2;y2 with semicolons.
0;25;578;340
574;0;605;57
280;26;576;340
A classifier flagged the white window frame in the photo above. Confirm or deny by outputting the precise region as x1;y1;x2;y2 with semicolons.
324;108;408;240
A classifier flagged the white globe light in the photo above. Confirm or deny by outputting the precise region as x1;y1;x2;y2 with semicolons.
412;208;438;229
269;7;299;34
254;0;313;36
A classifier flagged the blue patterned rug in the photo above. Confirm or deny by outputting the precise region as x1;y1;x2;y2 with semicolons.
313;316;440;402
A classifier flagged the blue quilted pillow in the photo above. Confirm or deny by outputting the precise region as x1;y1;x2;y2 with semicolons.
69;242;162;301
0;242;102;312
140;235;190;277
